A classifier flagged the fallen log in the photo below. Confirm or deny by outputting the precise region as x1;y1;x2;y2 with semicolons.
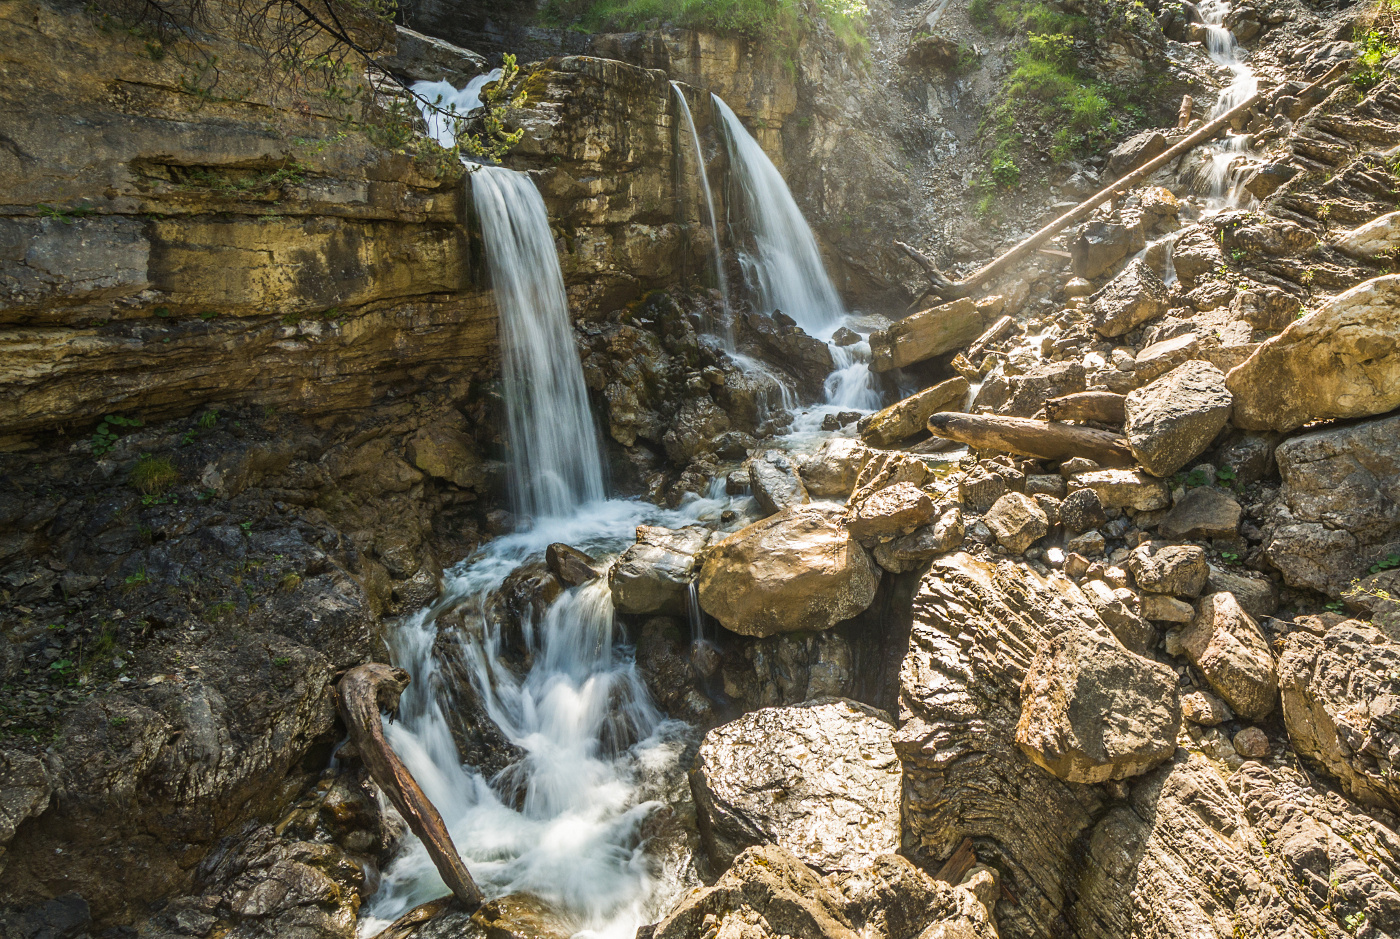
1043;391;1127;425
907;87;1267;303
338;663;485;910
927;412;1135;466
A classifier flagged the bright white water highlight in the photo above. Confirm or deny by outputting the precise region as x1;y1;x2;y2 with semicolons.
361;499;730;938
471;165;607;521
413;69;503;149
1197;0;1259;211
712;94;846;337
671;83;732;330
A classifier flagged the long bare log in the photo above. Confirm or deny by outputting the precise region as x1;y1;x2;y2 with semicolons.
927;412;1135;466
337;664;485;910
1043;391;1127;425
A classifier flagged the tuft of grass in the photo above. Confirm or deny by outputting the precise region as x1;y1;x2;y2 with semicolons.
131;454;179;494
279;571;302;593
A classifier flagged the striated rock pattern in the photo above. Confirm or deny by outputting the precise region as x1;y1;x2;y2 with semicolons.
692;699;900;874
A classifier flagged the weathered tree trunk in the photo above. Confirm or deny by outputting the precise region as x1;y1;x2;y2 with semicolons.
927;412;1135;466
1044;391;1127;425
337;663;485;910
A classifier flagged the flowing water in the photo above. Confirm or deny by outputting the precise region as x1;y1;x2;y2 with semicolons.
671;83;732;328
361;78;891;938
413;69;504;150
1197;0;1260;211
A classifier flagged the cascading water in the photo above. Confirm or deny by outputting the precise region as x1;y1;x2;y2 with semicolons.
711;94;883;424
1197;0;1260;211
413;69;504;149
471;165;607;522
358;82;720;939
671;83;732;329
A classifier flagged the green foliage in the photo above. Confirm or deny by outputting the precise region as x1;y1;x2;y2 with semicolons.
543;0;869;57
91;414;143;457
273;655;292;667
130;454;179;494
37;202;97;224
1371;553;1400;574
1353;24;1400;92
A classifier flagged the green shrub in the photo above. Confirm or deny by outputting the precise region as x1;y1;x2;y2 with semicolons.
131;454;179;494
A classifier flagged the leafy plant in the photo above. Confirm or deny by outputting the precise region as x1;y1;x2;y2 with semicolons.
1371;553;1400;574
50;658;75;678
273;656;292;667
37;202;96;223
91;414;143;457
1220;550;1241;565
1345;911;1367;934
1216;466;1238;483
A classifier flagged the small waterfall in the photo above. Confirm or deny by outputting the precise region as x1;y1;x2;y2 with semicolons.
671;82;732;332
414;69;504;149
1197;0;1259;211
712;94;846;337
471;165;607;522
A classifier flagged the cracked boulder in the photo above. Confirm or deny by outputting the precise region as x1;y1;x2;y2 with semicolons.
1181;592;1278;721
692;698;900;874
1124;361;1233;478
1016;624;1181;783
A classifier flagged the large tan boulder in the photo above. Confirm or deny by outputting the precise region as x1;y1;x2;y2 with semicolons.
1016;624;1181;784
1180;592;1278;721
609;525;712;615
859;377;968;447
799;437;871;498
847;483;938;545
1124;361;1233;477
697;506;880;637
1227;274;1400;431
692;699;900;873
869;297;986;372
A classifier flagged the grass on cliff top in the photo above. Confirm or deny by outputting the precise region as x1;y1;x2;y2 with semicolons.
542;0;869;54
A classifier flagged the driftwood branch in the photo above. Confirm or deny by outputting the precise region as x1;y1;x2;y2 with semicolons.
927;412;1135;466
337;664;485;910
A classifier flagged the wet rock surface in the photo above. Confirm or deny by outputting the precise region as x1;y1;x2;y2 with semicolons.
692;699;900;874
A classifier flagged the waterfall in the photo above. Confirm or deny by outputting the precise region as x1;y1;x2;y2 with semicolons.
414;70;503;150
671;82;732;331
1197;0;1259;211
712;94;845;337
358;83;709;939
472;165;607;521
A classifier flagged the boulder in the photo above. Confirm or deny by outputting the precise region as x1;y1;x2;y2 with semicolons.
1264;413;1400;595
1124;361;1233;478
1080;578;1155;654
859;377;968;447
383;26;489;85
662;397;731;463
692;699;901;874
609;525;711;615
847;483;938;545
697;506;880;637
1059;487;1107;533
1072;220;1145;280
741;311;836;400
1106;130;1168;177
650;845;998;939
1069;469;1169;511
1205;564;1277;618
544;543;604;587
1230;286;1302;333
800;438;871;498
1280;620;1400;812
985;492;1049;554
1142;593;1195;623
1333;210;1400;258
871;508;964;574
1128;543;1209;598
1180;592;1278;721
958;463;1010;513
1227;274;1400;431
1158;487;1242;540
1232;727;1270;759
869;298;986;372
1133;333;1201;383
1171;225;1226;286
749;452;811;516
0;750;51;877
1016;624;1181;783
1089;259;1170;337
404;424;488;491
1180;689;1232;725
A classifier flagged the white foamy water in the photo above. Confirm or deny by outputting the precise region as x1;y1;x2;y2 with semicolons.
413;69;503;149
472;165;607;521
712;94;846;337
1197;0;1260;211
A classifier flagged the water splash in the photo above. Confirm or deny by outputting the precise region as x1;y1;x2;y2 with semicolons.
671;82;732;337
712;94;846;336
413;70;504;149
